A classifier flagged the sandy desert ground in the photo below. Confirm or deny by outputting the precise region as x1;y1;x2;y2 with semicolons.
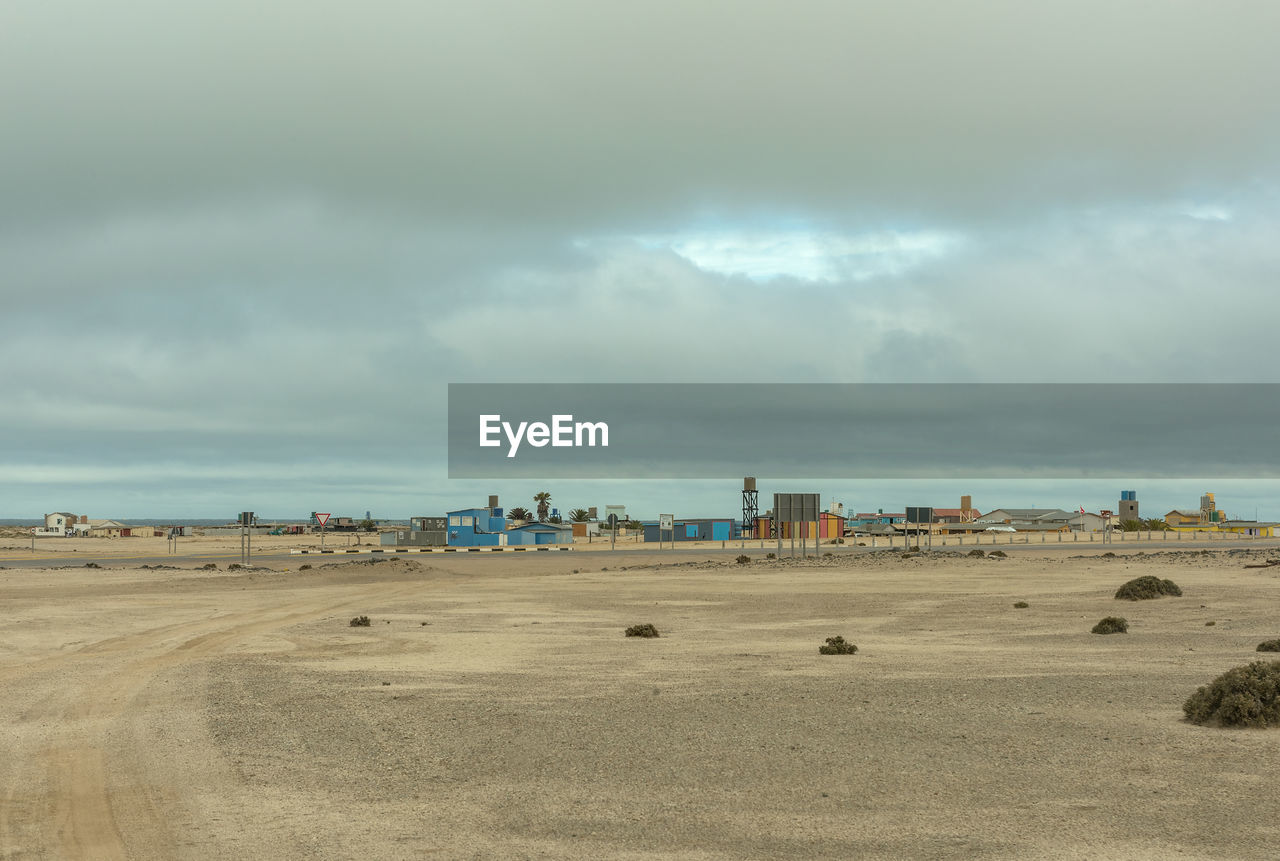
3;546;1280;860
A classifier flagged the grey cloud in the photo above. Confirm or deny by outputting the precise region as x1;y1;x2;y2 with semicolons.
4;2;1280;229
3;2;1279;517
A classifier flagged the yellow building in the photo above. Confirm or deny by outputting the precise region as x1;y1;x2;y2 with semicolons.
1167;522;1218;533
1219;521;1279;538
1164;509;1203;527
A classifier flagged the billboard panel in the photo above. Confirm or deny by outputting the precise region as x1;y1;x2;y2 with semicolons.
774;493;820;522
906;506;934;524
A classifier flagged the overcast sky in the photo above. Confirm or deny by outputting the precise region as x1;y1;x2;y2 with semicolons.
4;1;1279;520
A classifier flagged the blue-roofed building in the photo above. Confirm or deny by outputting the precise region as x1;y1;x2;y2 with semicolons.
506;522;573;545
446;506;508;547
849;512;905;528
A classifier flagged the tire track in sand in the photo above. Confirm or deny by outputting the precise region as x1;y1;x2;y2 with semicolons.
1;580;424;860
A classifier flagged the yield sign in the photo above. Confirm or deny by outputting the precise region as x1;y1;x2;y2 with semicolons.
316;513;331;527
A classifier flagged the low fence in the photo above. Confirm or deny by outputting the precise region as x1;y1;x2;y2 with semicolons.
844;529;1260;549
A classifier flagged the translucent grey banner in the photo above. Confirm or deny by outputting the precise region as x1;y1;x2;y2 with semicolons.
447;383;1280;479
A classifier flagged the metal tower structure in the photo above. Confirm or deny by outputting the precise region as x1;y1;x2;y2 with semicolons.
742;477;759;539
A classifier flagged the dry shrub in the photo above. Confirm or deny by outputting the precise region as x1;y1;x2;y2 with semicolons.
1257;640;1280;653
349;615;372;627
1115;576;1182;601
818;636;857;655
736;554;750;564
625;623;660;638
1184;661;1280;727
1013;601;1029;609
968;549;985;557
1092;616;1128;635
989;550;1007;558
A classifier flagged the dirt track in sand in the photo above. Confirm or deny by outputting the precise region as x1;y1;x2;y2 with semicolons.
3;550;1280;859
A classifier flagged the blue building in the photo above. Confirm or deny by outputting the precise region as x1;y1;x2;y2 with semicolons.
506;522;573;545
849;511;905;528
446;507;508;547
642;518;736;543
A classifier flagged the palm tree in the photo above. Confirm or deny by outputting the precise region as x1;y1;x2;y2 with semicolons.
568;508;590;522
534;491;552;522
507;507;532;522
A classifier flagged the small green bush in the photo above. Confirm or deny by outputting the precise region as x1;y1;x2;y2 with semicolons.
1184;660;1280;727
625;623;660;638
1257;640;1280;652
736;554;750;564
1013;601;1029;609
1092;616;1128;635
818;636;857;655
349;615;372;627
1115;576;1182;601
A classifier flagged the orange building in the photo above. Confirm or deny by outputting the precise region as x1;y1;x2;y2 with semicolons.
752;512;845;540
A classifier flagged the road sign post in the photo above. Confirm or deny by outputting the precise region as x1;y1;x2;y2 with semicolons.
608;513;619;551
659;514;674;550
239;511;254;565
316;512;331;549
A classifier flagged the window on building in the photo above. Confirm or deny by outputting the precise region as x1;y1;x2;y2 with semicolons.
449;516;460;526
461;516;473;526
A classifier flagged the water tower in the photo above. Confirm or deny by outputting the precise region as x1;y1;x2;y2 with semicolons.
1119;490;1138;522
742;477;759;538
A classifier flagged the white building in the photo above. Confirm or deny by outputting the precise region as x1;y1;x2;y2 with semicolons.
37;512;77;536
1067;512;1108;532
44;512;75;530
72;518;125;534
